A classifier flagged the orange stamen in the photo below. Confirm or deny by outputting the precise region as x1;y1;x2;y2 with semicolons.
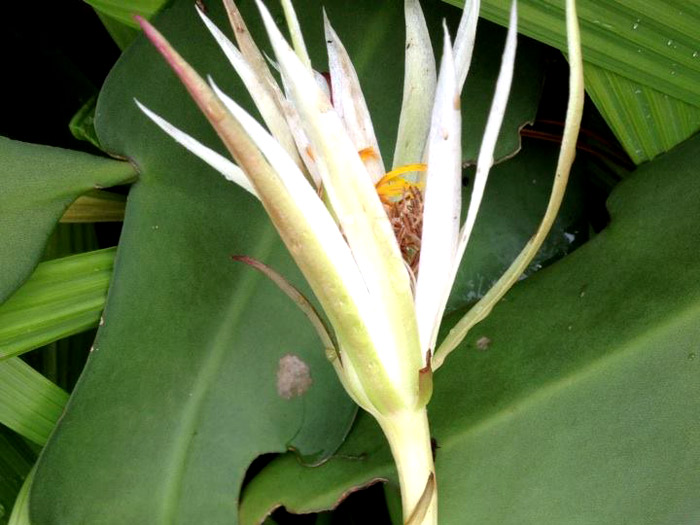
359;146;379;162
375;163;427;203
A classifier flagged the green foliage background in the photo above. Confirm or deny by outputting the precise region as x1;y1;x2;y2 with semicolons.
0;0;698;523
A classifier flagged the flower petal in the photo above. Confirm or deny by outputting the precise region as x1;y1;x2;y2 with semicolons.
413;25;461;358
452;0;480;91
392;0;437;170
135;99;258;198
452;2;517;283
280;0;312;69
197;6;299;164
324;11;385;183
255;0;422;402
434;0;583;370
221;0;322;188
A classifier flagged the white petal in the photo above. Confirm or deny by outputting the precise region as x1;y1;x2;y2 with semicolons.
452;3;517;282
280;0;312;69
208;80;361;309
255;0;422;398
209;79;314;199
197;6;299;164
413;25;461;357
324;11;385;183
220;1;323;188
135;99;258;198
392;0;437;170
453;0;480;91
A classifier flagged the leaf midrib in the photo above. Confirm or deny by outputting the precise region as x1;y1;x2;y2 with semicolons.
159;223;279;524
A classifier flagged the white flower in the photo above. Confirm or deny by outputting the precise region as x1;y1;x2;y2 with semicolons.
136;2;583;522
135;0;518;416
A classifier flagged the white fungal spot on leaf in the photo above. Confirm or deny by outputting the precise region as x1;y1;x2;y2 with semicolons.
277;353;312;399
475;336;491;351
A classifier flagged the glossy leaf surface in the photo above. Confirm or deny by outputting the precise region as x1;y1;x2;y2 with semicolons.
0;249;114;361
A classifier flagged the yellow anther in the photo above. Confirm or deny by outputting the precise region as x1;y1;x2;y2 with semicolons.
375;164;426;203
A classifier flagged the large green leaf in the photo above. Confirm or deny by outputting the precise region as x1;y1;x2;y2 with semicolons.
0;249;114;361
84;0;167;28
239;133;700;523
0;137;135;304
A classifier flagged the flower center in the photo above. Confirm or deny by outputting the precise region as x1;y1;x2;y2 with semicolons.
376;164;427;277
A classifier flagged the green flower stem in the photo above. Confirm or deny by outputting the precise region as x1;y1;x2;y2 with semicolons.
376;408;437;525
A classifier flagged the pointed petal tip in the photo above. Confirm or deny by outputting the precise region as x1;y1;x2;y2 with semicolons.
441;20;453;50
134;14;159;42
135;14;187;79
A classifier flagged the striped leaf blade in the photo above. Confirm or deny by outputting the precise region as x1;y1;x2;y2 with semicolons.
443;0;700;163
0;359;68;446
83;0;167;28
7;466;34;525
0;249;115;361
449;0;700;106
585;63;700;163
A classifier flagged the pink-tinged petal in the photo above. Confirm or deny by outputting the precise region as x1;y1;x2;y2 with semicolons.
324;11;385;183
414;25;461;359
392;0;437;170
231;255;338;361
